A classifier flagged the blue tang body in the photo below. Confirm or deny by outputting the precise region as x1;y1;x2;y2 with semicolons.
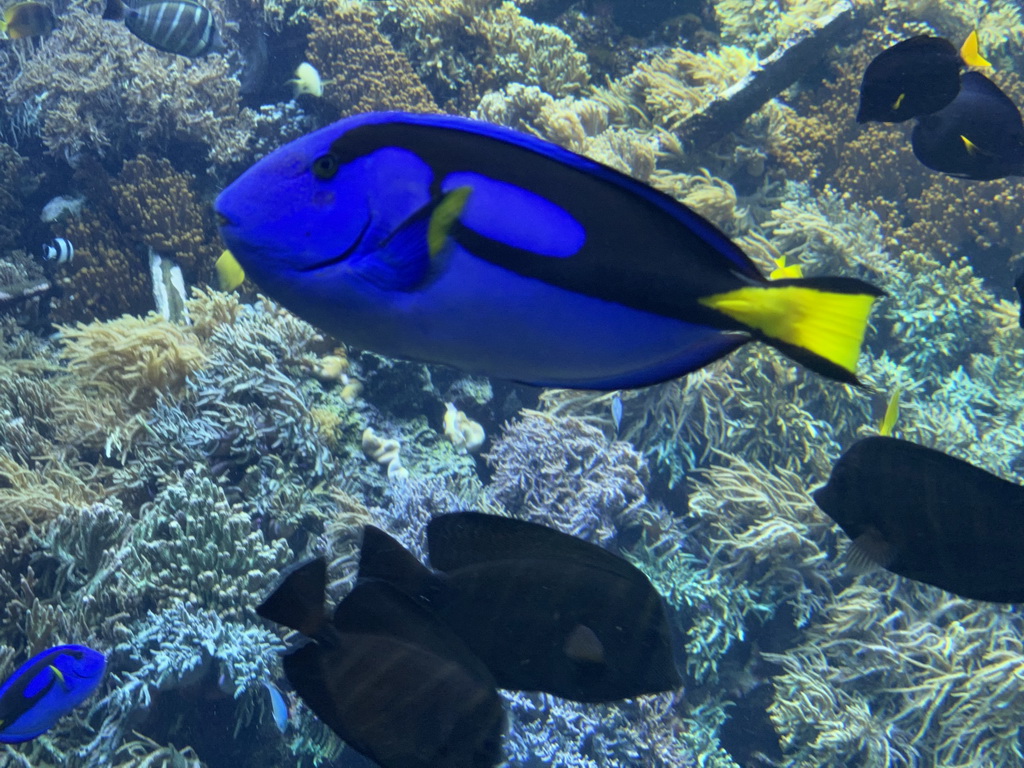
0;644;106;743
216;112;881;388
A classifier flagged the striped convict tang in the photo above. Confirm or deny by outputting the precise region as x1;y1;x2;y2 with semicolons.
103;0;222;58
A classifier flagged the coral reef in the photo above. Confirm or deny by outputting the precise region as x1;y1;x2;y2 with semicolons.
1;1;1024;766
376;0;590;110
111;155;221;283
306;0;438;118
6;9;256;169
483;410;651;544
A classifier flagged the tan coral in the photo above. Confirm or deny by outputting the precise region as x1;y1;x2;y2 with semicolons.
307;0;437;118
361;427;409;481
443;402;486;454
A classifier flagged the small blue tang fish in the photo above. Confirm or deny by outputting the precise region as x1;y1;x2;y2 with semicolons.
0;645;106;743
216;112;882;389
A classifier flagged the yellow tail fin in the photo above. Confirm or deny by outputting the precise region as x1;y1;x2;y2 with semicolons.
960;30;991;68
699;277;882;383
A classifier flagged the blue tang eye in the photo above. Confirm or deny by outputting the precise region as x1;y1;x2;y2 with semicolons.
313;154;339;180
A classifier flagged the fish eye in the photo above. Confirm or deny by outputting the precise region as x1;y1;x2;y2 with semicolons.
312;154;339;180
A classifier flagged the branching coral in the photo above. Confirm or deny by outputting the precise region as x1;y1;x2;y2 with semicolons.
767;580;1024;767
111;155;221;282
0;143;40;250
483;409;650;544
306;0;437;118
6;8;255;168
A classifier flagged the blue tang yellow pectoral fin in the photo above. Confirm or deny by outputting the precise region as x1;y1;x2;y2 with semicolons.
356;185;472;292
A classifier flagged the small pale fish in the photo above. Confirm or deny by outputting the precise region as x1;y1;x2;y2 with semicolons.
290;62;322;98
0;2;54;40
0;645;106;743
41;237;73;264
103;0;222;57
610;394;623;434
261;680;289;734
40;195;84;223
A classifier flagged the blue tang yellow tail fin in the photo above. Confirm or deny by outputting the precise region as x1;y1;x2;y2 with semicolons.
700;276;883;384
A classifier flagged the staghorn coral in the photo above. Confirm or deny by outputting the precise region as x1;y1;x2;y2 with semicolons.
306;0;437;118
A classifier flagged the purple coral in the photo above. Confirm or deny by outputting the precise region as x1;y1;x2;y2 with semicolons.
483;410;650;544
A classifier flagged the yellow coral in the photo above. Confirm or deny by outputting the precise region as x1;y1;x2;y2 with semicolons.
307;0;437;118
58;313;206;412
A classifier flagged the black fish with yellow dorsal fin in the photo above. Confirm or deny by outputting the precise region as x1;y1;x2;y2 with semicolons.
911;71;1024;180
358;512;682;702
857;31;989;123
256;559;506;768
0;1;54;39
813;436;1024;602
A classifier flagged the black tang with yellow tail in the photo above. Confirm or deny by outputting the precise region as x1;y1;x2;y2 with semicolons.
911;71;1024;180
216;112;882;389
0;1;54;39
256;559;506;768
358;512;682;702
814;436;1024;603
857;31;989;124
103;0;222;57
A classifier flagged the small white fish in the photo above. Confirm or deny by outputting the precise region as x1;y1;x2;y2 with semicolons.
41;237;73;264
290;62;322;98
611;394;623;434
40;195;85;223
262;680;289;734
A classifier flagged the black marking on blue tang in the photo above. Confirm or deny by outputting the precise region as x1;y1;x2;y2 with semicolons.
323;118;764;331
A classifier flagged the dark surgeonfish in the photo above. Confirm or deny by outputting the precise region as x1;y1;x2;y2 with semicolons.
813;436;1024;603
910;71;1024;180
216;112;882;389
0;645;106;743
103;0;222;57
0;1;55;39
256;559;506;768
857;31;989;123
359;512;682;702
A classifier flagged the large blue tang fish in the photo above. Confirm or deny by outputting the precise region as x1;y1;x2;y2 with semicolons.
0;645;106;743
216;112;883;389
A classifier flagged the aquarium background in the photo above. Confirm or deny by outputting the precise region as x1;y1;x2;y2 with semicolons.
1;0;1024;765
